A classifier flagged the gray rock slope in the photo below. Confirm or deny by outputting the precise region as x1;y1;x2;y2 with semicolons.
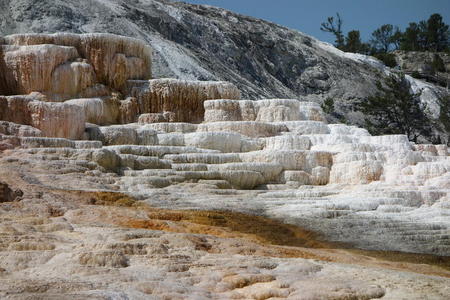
0;0;448;140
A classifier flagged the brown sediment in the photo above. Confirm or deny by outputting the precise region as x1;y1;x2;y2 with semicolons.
82;191;140;207
69;190;328;248
65;190;450;278
349;248;450;272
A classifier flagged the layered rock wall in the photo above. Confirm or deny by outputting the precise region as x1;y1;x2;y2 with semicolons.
0;33;241;137
3;33;152;94
128;79;241;123
0;95;85;139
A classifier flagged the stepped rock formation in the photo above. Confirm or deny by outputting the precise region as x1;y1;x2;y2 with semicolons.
128;78;240;123
0;33;240;138
1;32;450;298
1;33;152;98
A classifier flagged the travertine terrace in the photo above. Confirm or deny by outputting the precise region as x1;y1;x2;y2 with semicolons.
0;33;449;299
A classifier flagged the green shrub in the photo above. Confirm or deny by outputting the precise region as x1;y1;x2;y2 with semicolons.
373;53;397;68
439;96;450;136
432;54;446;73
411;71;421;79
321;97;335;114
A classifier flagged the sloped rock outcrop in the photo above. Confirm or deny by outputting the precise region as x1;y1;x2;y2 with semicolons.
0;94;85;139
0;121;42;137
394;50;450;87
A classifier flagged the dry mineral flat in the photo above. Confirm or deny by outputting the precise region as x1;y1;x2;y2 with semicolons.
0;157;449;299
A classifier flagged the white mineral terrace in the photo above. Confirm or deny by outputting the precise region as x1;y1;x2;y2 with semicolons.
1;96;449;255
1;33;449;256
1;31;450;300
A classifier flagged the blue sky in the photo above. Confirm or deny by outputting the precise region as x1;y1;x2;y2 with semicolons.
180;0;450;43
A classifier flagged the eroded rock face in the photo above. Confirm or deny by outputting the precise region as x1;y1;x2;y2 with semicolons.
0;33;152;138
0;94;86;139
27;100;86;139
2;44;80;96
0;33;241;138
128;79;241;123
1;33;152;97
394;50;450;87
0;121;42;137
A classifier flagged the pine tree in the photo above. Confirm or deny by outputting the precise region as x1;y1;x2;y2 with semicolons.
320;13;345;49
373;53;397;68
344;30;369;53
358;74;432;142
400;22;422;51
401;14;449;52
417;21;429;50
390;27;403;50
425;14;449;52
371;24;396;53
321;97;335;114
438;96;450;145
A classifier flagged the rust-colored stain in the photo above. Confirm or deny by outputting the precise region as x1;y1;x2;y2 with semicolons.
68;190;450;277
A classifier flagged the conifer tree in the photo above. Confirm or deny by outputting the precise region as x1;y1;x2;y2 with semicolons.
400;23;421;51
425;14;449;52
344;30;366;53
390;27;403;50
320;13;345;49
359;75;432;142
371;24;397;52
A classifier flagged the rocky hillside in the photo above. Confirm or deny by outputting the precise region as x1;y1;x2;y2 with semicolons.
1;0;448;143
0;0;379;99
394;50;449;87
